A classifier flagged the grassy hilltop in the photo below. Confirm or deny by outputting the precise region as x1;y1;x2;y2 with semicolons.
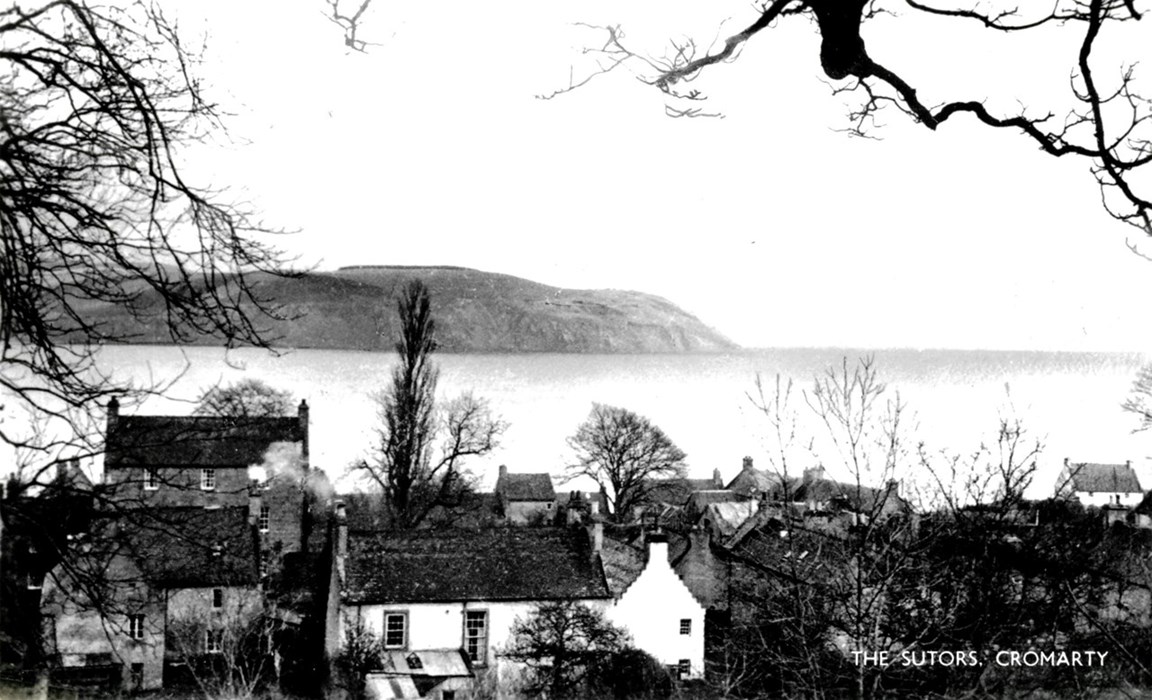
77;266;738;353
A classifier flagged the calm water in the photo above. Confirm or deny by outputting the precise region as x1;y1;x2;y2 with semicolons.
94;346;1150;497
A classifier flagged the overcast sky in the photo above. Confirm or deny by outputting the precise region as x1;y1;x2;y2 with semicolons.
178;0;1152;352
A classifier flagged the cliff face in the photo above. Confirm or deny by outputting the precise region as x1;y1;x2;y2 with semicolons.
75;266;738;353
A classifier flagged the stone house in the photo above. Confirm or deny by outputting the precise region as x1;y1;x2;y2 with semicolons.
103;398;314;578
1056;459;1144;508
725;457;790;499
326;511;613;698
103;397;310;510
494;466;556;524
39;507;262;692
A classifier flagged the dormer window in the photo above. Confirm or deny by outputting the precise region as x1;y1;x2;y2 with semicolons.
144;468;159;490
201;469;216;491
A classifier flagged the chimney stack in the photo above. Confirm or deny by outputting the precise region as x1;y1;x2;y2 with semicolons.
713;468;723;488
647;532;669;568
498;464;508;479
298;400;310;465
106;397;120;435
742;456;754;472
803;465;825;484
334;499;348;582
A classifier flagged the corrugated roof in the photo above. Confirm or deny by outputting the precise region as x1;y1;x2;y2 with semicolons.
1065;462;1143;494
495;473;555;502
106;415;304;468
382;650;471;677
343;528;611;604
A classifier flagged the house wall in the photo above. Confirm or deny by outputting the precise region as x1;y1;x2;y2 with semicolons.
40;555;166;691
104;466;250;508
261;475;305;557
504;501;554;525
1074;490;1143;508
609;541;705;678
339;598;611;669
165;587;264;663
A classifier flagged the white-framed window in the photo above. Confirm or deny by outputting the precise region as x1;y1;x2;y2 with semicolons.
205;629;224;654
679;618;691;636
464;610;488;666
144;468;160;491
383;612;408;650
201;468;216;491
678;659;691;678
212;588;223;609
128;614;145;640
258;504;270;533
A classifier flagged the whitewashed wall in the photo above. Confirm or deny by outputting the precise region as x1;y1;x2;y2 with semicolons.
1074;490;1143;508
340;598;611;666
609;540;705;678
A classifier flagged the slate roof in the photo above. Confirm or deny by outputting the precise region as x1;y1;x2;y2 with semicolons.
495;472;556;502
106;415;304;468
645;478;722;507
700;502;761;538
726;468;788;497
118;507;259;587
1064;462;1143;494
343;527;611;604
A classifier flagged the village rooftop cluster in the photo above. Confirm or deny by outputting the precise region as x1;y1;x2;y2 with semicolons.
3;395;1152;698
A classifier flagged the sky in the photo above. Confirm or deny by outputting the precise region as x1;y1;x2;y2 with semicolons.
175;0;1152;352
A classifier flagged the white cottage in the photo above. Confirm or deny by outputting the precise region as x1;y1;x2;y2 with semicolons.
326;510;613;698
608;533;706;680
1056;459;1144;508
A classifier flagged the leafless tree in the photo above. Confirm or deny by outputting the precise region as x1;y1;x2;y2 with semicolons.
1121;363;1152;431
1;0;294;466
534;0;1152;240
565;403;687;522
352;280;506;529
166;599;276;699
325;0;380;51
502;600;630;698
195;379;295;418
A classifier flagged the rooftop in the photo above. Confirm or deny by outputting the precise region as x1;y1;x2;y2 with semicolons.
343;527;611;604
495;471;556;502
106;414;305;468
1063;462;1143;495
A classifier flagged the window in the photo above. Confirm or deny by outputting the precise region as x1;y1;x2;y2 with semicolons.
26;574;41;591
130;663;144;690
678;659;691;678
679;618;691;636
405;652;422;670
144;468;159;490
464;610;488;665
205;629;224;654
384;612;407;649
212;588;223;609
258;504;270;533
443;692;456;700
201;468;216;491
128;614;145;640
